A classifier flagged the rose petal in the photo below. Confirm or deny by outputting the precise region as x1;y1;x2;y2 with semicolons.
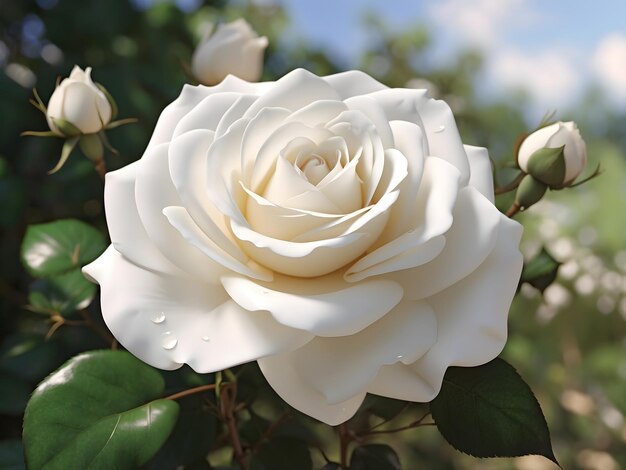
59;81;110;134
214;94;259;138
344;95;394;149
284;99;348;127
389;186;502;299
262;156;342;214
407;215;523;399
258;353;365;426
169;128;249;263
289;300;436;404
135;142;225;283
104;162;183;276
163;206;272;281
465;145;495;203
345;156;460;282
221;273;403;336
83;247;312;372
367;363;436;402
230;218;366;277
368;88;470;184
244;68;341;118
172;92;241;139
373;120;427;245
322;70;387;99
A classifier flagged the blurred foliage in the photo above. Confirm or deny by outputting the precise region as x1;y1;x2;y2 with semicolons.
1;0;626;469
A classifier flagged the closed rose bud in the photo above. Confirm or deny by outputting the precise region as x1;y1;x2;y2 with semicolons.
46;65;113;136
191;19;268;85
517;121;587;187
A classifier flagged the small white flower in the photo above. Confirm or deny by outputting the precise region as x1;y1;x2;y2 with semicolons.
191;19;268;86
46;65;112;135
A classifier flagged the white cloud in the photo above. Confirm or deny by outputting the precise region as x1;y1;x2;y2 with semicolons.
487;47;582;112
429;0;537;48
593;33;626;105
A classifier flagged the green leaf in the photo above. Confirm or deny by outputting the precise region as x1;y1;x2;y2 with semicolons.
349;444;402;470
20;219;106;277
28;268;96;316
0;371;31;415
140;396;217;469
23;350;179;470
0;440;26;470
430;358;557;464
251;437;312;470
521;248;561;293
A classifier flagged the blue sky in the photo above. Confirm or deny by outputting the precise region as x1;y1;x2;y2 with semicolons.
276;0;626;119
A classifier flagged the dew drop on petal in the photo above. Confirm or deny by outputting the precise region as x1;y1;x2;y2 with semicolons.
434;125;445;133
201;335;210;342
396;355;404;360
151;312;166;324
161;332;178;350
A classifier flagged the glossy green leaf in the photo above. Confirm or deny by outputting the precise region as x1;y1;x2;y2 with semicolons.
430;358;557;464
251;437;312;470
140;396;217;469
23;350;179;470
0;371;31;415
349;444;402;470
28;268;96;316
0;440;26;470
520;248;561;292
20;219;106;278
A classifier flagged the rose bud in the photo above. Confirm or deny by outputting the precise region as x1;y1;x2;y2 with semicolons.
46;65;113;136
517;121;587;188
191;19;268;86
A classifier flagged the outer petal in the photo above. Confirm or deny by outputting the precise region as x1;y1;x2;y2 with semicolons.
104;162;183;276
408;215;523;399
322;70;387;99
147;77;265;149
243;69;341;117
345;156;460;282
83;247;313;372
221;273;403;336
135;143;225;283
258;353;365;426
388;186;501;299
368;88;470;184
289;300;436;404
465;145;495;203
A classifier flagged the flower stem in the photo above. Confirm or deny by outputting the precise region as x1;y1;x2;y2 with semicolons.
220;382;249;470
495;171;525;195
338;423;351;469
505;201;522;218
164;383;217;401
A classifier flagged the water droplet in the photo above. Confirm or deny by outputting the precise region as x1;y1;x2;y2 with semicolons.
434;125;445;133
396;355;404;360
151;312;166;324
201;335;210;342
407;228;415;234
161;332;178;350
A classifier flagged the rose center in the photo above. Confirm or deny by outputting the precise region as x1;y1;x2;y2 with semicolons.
296;154;331;185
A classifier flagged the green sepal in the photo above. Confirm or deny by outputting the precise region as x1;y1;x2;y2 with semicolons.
515;174;547;210
79;134;104;161
526;145;566;187
50;118;81;138
48;137;79;175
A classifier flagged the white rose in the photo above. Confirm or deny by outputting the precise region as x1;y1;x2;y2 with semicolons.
518;121;587;186
191;19;268;86
83;69;523;425
46;65;112;135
